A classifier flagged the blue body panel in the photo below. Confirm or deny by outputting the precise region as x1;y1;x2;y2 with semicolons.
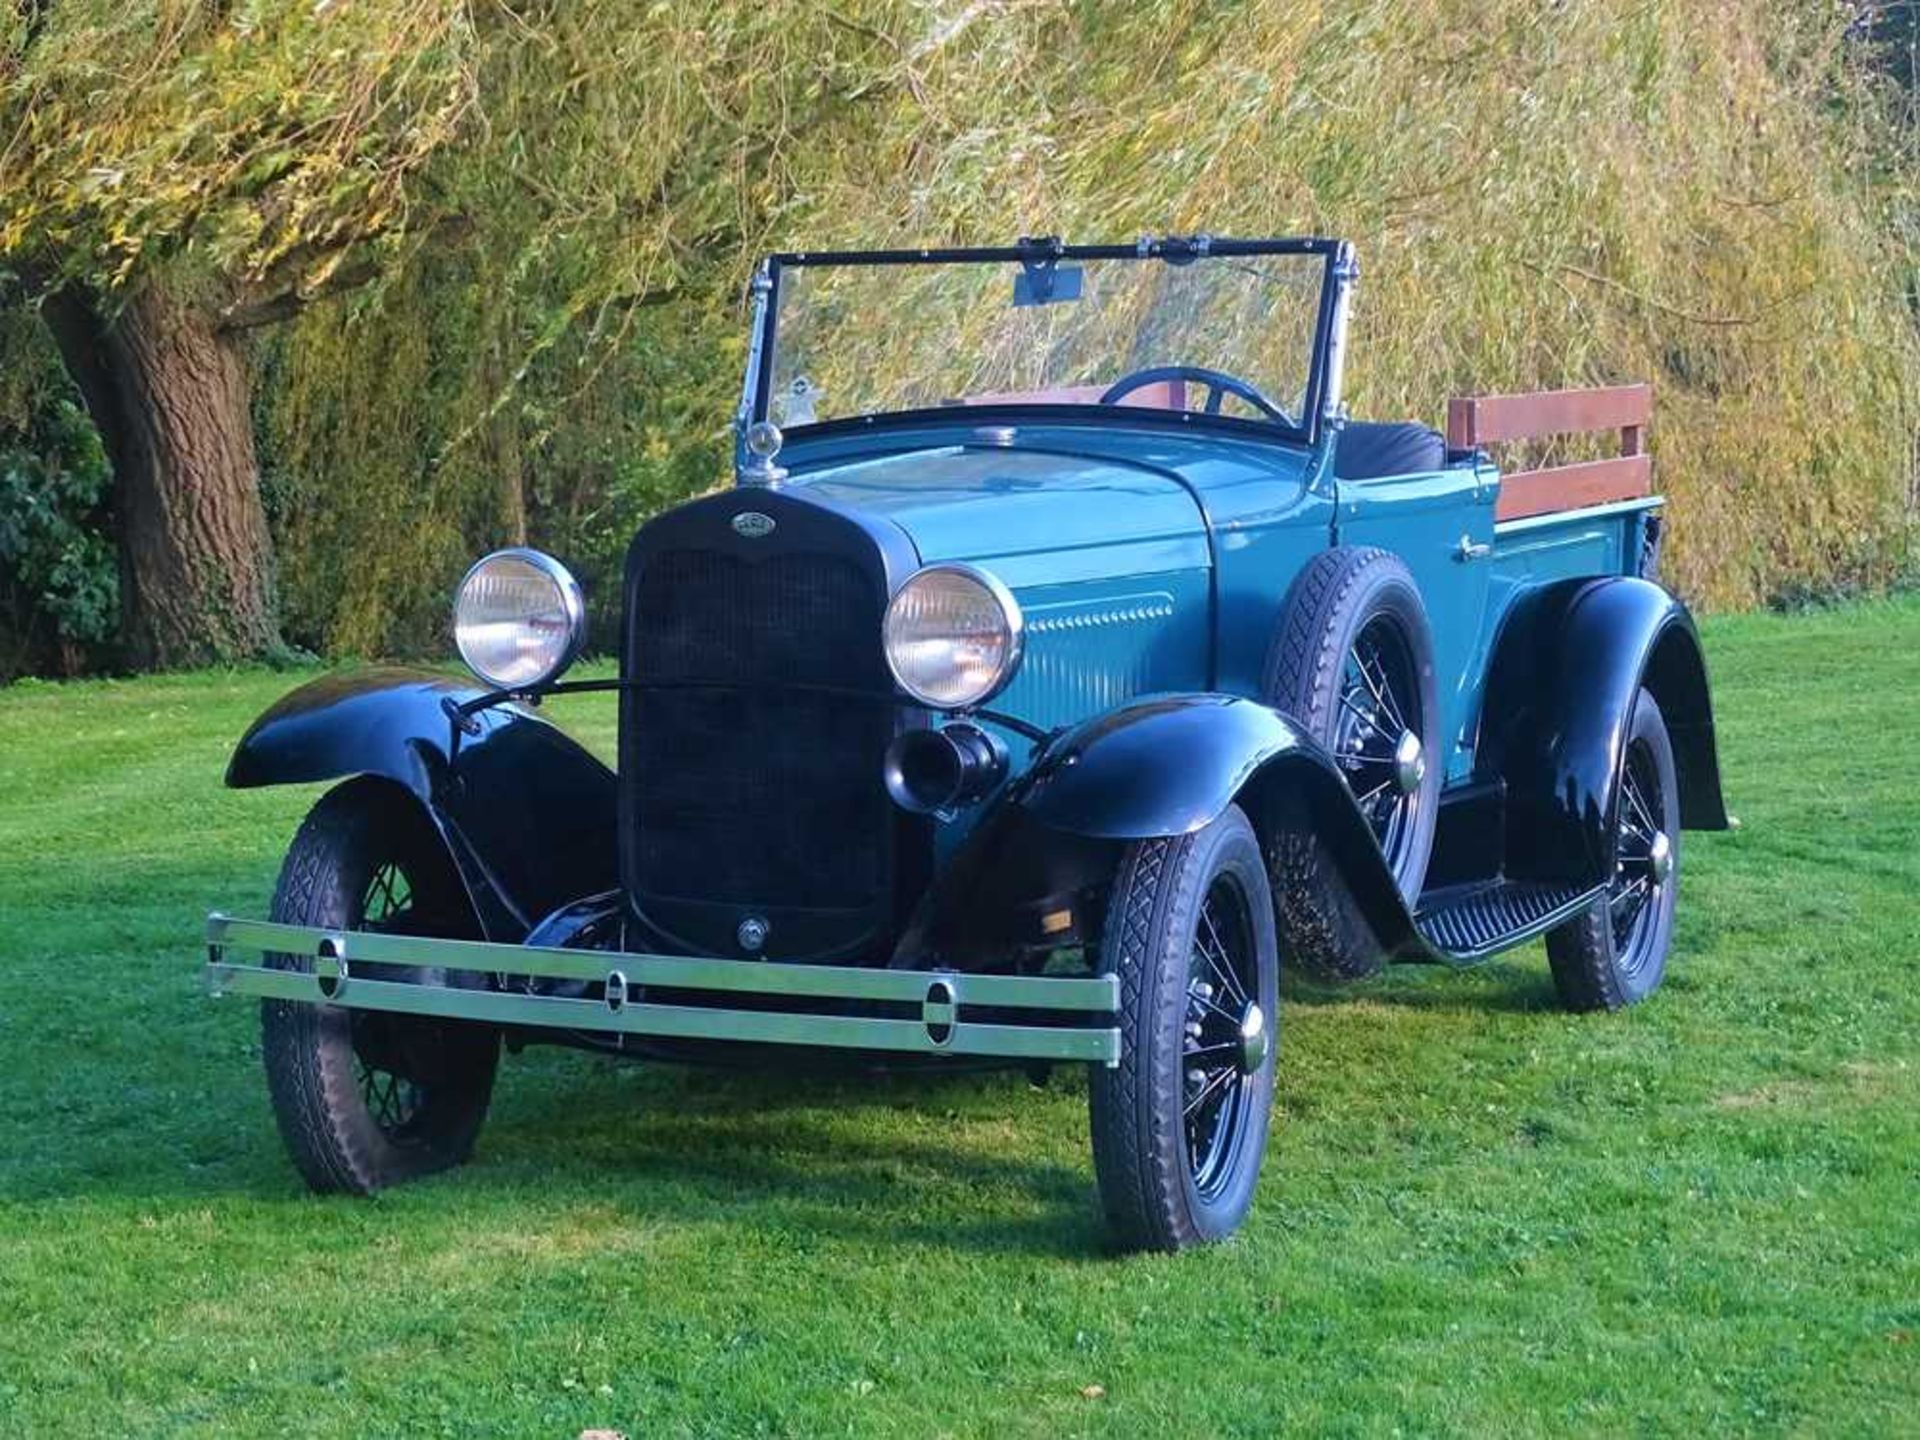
1335;461;1497;780
796;446;1208;569
797;441;1217;734
221;404;1715;992
785;420;1335;726
780;416;1662;803
784;420;1348;862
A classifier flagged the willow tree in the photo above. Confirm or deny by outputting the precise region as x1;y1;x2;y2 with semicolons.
0;3;486;664
1;1;916;665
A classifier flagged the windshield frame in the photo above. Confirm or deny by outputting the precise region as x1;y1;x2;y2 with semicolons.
742;236;1352;453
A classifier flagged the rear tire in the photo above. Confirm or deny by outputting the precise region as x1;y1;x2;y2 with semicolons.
261;779;499;1194
1090;806;1279;1252
1547;688;1681;1011
1263;545;1441;980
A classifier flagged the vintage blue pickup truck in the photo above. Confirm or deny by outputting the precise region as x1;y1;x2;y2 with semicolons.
204;236;1727;1251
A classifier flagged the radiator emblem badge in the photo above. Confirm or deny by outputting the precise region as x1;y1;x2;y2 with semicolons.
732;511;776;539
737;916;771;953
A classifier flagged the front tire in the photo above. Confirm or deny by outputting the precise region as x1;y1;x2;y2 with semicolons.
261;779;500;1194
1546;688;1681;1011
1090;805;1279;1252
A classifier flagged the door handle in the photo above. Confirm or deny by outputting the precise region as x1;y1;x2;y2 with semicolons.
1455;534;1492;562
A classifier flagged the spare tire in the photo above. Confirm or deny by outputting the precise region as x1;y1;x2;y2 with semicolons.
1261;546;1442;980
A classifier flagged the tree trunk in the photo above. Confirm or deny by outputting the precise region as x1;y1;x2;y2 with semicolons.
43;282;281;668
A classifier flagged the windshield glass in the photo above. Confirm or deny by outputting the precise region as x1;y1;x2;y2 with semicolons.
756;240;1336;437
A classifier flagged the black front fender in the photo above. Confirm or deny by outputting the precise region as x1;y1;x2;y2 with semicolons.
1479;577;1729;888
1013;695;1420;955
228;667;616;940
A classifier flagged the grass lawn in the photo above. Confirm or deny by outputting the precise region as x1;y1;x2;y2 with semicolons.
1;598;1916;1437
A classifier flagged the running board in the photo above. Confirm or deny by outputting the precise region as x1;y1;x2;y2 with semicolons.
1411;880;1601;965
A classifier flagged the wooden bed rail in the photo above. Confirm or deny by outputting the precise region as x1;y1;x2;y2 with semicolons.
1447;383;1653;522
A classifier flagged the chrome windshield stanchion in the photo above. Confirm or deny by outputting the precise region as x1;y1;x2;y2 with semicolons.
1321;240;1358;439
734;260;774;483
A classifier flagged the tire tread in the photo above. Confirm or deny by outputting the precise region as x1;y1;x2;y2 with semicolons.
261;780;496;1195
1090;807;1275;1252
1544;688;1680;1013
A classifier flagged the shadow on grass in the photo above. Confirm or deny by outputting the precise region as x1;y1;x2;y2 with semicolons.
478;1054;1115;1256
1281;958;1564;1014
4;1042;1114;1259
477;1068;1111;1257
7;945;1568;1263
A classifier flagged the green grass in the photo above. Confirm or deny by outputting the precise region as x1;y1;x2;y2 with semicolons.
1;599;1916;1437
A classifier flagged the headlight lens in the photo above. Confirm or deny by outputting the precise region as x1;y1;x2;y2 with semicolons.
453;549;586;690
883;564;1024;709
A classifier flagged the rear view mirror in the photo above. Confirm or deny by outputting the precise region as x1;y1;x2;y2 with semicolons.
1013;262;1083;308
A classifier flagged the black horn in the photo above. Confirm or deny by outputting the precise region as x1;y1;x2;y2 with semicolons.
882;722;1008;814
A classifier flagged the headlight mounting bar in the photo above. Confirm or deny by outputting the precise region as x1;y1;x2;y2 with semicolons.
439;678;1054;745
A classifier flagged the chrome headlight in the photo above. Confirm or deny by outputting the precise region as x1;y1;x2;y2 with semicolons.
883;564;1024;710
453;549;586;690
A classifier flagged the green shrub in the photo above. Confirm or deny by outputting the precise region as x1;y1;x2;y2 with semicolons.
0;325;115;679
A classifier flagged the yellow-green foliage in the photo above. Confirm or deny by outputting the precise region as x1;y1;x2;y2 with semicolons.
0;1;475;292
780;0;1919;609
8;1;1916;655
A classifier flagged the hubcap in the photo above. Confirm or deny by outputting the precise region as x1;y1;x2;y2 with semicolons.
1393;730;1425;796
1647;829;1674;885
1237;1002;1270;1075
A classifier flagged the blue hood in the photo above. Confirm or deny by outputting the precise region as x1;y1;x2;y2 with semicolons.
791;444;1207;576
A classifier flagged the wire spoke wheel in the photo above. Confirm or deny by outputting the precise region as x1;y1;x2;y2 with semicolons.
1545;688;1681;1013
1182;875;1262;1201
1607;738;1670;975
1091;805;1278;1250
348;860;433;1143
354;1056;425;1135
1335;617;1426;870
1264;546;1441;982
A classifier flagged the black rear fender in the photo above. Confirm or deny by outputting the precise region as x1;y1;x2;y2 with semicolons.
1478;577;1729;888
227;667;616;940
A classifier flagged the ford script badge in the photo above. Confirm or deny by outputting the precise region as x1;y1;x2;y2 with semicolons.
732;511;776;539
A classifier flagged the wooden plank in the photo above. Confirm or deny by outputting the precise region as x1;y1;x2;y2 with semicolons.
1445;395;1480;450
1448;383;1652;447
1495;455;1653;522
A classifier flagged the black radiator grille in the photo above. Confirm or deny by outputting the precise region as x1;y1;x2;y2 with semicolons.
625;547;893;911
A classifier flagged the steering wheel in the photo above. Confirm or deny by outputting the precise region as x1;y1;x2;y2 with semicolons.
1098;365;1292;424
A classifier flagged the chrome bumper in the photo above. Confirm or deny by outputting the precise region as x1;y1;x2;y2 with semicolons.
203;914;1120;1065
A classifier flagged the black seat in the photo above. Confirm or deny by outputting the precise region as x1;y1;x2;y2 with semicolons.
1333;421;1446;481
